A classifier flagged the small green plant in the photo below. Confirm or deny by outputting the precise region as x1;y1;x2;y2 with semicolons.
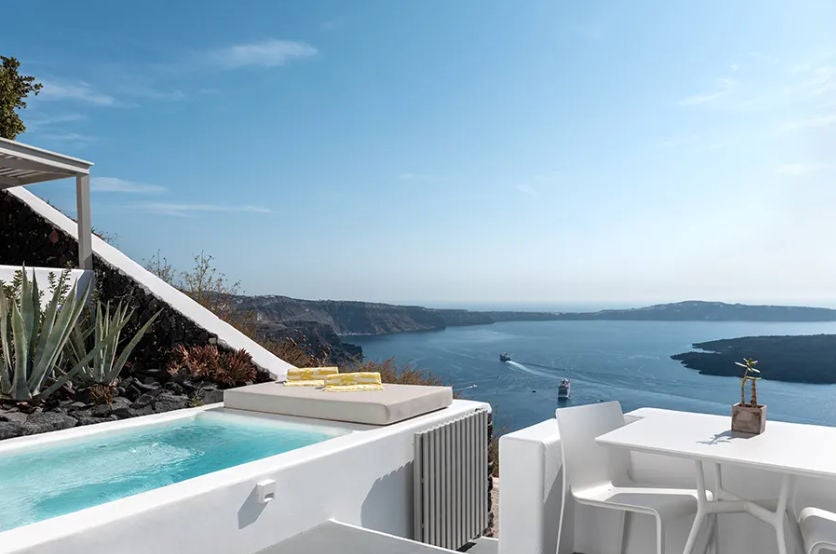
65;301;160;387
0;269;92;402
735;358;762;407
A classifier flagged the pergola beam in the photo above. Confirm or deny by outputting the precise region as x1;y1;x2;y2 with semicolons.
0;138;95;270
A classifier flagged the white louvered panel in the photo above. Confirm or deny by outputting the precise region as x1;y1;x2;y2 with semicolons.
413;409;489;550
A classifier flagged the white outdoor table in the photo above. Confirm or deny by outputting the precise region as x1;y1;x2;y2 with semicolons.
596;409;836;554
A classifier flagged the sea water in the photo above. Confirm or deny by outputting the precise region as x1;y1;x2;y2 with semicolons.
350;319;836;433
0;411;342;532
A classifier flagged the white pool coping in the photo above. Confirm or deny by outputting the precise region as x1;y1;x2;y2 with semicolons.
0;399;490;553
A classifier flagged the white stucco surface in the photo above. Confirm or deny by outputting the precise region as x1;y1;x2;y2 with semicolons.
0;265;93;301
6;187;294;379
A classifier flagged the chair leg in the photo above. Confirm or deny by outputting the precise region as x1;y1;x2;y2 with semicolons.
613;511;627;554
712;514;719;554
656;514;665;554
776;517;787;554
683;509;705;554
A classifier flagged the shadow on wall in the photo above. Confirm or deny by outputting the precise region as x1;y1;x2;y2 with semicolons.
238;486;270;529
361;462;414;535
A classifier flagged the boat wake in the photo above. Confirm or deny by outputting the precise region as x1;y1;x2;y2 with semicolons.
504;360;558;380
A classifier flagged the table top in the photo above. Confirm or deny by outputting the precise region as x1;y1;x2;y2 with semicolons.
596;409;836;480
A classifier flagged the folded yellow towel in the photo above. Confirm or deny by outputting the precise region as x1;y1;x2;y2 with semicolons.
325;372;383;391
284;379;325;387
326;384;384;392
287;367;339;382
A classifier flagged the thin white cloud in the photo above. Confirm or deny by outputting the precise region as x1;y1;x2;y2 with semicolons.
775;163;831;176
92;177;167;194
38;131;97;145
780;112;836;132
320;20;342;31
137;202;272;217
38;79;117;106
678;78;737;106
516;183;538;196
207;39;318;70
25;113;86;131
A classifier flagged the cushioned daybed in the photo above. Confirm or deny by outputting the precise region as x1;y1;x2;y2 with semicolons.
223;382;453;425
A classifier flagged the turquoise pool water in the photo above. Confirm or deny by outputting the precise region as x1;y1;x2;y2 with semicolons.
0;411;343;532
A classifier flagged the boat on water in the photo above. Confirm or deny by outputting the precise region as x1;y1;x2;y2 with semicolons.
558;378;571;400
499;352;512;362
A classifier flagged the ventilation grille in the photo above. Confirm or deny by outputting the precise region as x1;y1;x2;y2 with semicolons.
413;409;489;550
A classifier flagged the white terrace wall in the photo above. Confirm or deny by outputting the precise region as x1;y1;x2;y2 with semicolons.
0;266;93;300
500;408;836;554
1;187;293;379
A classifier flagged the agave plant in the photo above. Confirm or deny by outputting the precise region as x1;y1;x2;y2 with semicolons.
0;269;92;402
65;301;160;387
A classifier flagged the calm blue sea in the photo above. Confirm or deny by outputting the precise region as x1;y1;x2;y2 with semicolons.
350;320;836;434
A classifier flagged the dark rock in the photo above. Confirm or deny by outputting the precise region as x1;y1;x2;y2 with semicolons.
113;405;154;419
153;394;189;413
131;393;156;408
91;404;111;417
22;412;77;435
0;411;28;425
0;421;23;440
76;415;119;426
110;397;131;411
202;389;224;404
164;382;184;395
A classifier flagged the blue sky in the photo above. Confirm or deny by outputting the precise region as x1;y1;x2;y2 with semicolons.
6;1;836;305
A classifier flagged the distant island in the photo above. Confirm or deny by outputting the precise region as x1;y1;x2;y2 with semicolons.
553;300;836;322
672;334;836;384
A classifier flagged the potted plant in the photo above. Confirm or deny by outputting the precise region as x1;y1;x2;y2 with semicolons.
731;358;766;434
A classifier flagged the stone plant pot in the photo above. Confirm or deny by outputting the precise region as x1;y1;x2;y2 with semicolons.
732;403;767;435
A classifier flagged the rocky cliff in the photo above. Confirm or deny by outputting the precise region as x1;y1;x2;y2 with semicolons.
231;294;558;337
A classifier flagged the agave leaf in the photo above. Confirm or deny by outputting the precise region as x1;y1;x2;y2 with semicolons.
28;285;87;392
107;309;160;385
39;339;103;400
0;293;12;394
9;301;31;400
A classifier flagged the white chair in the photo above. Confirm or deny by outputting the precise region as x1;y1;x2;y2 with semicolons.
799;507;836;553
555;401;715;554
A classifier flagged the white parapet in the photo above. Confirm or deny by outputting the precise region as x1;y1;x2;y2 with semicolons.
0;265;94;299
498;419;567;554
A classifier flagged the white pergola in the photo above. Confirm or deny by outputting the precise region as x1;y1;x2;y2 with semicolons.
0;137;94;269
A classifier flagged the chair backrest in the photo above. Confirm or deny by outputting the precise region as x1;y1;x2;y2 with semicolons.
555;401;631;492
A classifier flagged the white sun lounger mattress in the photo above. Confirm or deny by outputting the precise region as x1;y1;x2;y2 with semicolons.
223;382;453;425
